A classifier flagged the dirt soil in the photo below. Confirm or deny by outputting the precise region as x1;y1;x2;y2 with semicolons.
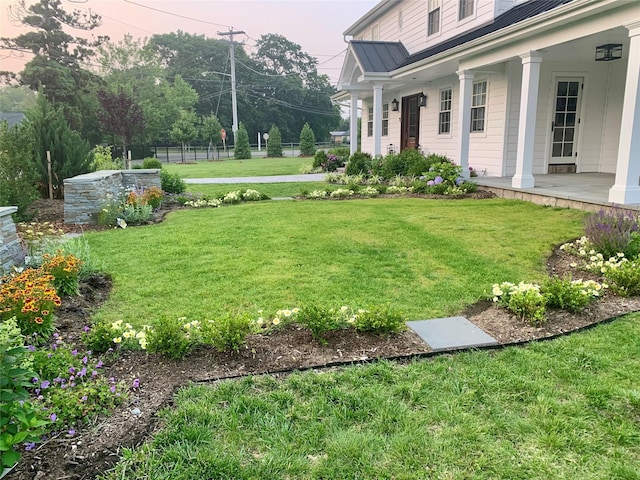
8;197;640;480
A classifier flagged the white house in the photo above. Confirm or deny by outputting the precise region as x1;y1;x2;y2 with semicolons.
333;0;640;204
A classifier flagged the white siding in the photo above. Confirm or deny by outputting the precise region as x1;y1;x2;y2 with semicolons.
600;61;625;173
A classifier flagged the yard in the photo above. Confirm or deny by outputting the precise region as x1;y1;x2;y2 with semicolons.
6;166;640;479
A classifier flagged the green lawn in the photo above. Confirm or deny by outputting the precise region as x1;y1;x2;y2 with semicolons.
162;157;314;178
187;182;329;198
103;313;640;479
86;198;584;326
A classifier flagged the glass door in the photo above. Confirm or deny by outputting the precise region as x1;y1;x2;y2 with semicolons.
550;78;582;166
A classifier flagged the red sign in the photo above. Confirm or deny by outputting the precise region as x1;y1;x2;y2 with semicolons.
220;129;227;140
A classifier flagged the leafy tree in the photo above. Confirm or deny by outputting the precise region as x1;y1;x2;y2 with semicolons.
96;89;145;168
234;123;252;159
1;0;108;143
170;110;198;163
0;86;36;111
299;122;316;156
267;124;283;158
0;121;40;218
26;92;91;198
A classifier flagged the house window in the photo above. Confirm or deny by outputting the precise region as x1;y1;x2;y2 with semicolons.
459;0;474;20
367;105;373;137
382;103;389;136
471;81;487;133
428;0;441;36
439;88;452;134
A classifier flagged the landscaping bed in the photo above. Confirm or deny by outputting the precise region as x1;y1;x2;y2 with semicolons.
7;199;640;480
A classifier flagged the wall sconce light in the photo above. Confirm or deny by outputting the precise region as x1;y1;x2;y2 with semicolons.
595;43;623;61
418;92;427;107
391;98;399;111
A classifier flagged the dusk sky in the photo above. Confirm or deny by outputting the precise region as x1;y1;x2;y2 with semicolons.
0;0;379;85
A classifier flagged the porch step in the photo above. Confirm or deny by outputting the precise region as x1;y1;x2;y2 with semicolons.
548;163;576;174
406;316;499;352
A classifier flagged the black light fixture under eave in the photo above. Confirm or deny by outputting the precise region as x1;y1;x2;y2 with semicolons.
418;92;427;107
391;98;399;111
595;43;623;61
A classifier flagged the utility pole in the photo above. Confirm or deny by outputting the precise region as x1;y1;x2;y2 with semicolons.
218;28;244;142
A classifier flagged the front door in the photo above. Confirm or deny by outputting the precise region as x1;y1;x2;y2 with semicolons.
401;95;420;151
549;78;582;170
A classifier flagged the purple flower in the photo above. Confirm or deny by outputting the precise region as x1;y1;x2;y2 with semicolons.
132;378;140;389
468;166;474;171
96;360;103;369
61;384;67;389
37;395;44;401
47;353;53;358
92;371;98;378
434;176;443;185
455;177;465;185
83;326;90;333
80;396;87;402
71;349;78;356
70;382;76;388
31;377;38;384
110;386;116;393
25;442;36;451
35;388;40;395
427;180;435;186
69;367;76;374
69;375;75;382
109;377;115;383
27;345;36;352
68;429;76;436
79;367;87;377
40;380;50;389
50;413;57;422
82;356;88;365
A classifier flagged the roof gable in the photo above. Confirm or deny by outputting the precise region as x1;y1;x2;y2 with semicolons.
351;41;410;73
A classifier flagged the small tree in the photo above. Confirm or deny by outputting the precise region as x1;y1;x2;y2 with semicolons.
266;124;283;158
170;110;198;163
201;114;223;159
299;122;316;156
234;123;252;159
96;88;145;168
0;121;40;218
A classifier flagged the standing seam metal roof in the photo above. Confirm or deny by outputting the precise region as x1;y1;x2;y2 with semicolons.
350;41;410;73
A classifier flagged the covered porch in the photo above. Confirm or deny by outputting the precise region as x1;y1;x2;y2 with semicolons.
474;173;639;212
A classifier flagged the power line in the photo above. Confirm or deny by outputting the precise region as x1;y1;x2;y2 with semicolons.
122;0;233;28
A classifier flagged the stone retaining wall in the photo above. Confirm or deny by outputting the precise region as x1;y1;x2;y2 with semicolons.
0;206;23;275
64;169;160;224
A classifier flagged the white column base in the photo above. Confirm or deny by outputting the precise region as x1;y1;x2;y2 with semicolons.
608;185;640;204
512;174;535;189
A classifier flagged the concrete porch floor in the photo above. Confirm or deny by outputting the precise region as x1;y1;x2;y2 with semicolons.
474;173;640;211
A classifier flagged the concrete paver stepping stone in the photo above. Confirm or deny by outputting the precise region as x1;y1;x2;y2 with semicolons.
406;316;498;352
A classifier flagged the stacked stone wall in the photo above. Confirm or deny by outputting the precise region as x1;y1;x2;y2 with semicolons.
64;169;160;225
0;206;22;275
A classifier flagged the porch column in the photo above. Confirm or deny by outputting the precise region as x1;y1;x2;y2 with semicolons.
609;21;640;204
512;52;542;189
457;70;474;178
372;82;383;157
350;92;358;155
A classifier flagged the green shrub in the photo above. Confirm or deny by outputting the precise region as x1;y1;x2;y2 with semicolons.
41;252;82;297
297;306;345;344
313;150;327;169
353;306;406;334
542;276;605;313
147;317;193;359
90;145;122;171
0;343;49;469
160;168;186;194
84;321;118;353
266;124;283;158
379;153;407;179
0;317;32;370
201;314;252;352
234;123;252;159
120;203;153;225
37;237;104;281
142;157;162;169
401;149;431;177
345;152;372;175
299;123;316;156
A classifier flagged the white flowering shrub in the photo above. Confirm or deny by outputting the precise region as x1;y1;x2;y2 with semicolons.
222;190;242;204
185;198;222;208
361;186;380;197
330;189;354;198
492;281;546;325
542;277;606;313
242;189;262;201
386;186;413;195
307;190;328;199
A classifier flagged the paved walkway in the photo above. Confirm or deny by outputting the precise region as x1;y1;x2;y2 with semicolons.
184;174;327;184
407;317;498;352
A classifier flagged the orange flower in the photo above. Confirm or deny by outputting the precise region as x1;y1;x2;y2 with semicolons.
34;317;44;324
